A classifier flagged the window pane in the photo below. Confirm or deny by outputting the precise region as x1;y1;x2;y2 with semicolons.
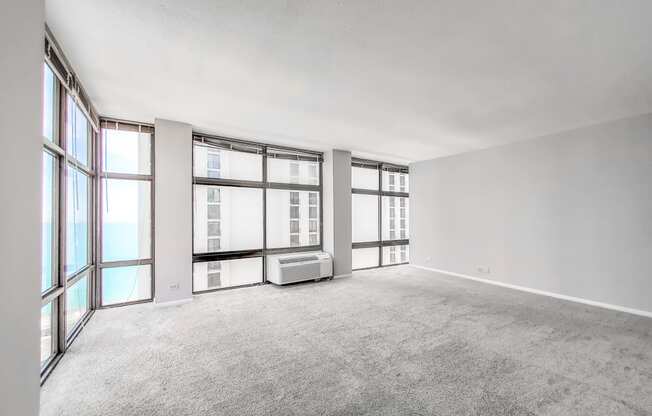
66;166;89;276
382;245;410;265
208;222;221;236
193;257;262;291
102;265;151;306
43;64;57;142
267;158;319;185
102;179;151;262
352;166;379;190
40;302;54;366
352;194;378;243
42;151;56;292
382;196;409;241
193;145;262;181
382;171;409;192
66;275;89;335
193;185;263;253
66;96;89;166
352;247;380;270
102;129;151;174
266;189;320;248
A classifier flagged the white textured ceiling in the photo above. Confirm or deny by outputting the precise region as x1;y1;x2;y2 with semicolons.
46;0;652;162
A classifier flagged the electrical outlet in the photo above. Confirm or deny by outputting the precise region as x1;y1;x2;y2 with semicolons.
477;266;490;274
169;283;180;290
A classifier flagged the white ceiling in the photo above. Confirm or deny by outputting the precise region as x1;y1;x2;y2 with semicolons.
47;0;652;163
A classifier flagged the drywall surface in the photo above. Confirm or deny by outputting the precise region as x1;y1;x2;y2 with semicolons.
0;0;43;414
321;151;335;262
411;113;652;313
332;150;352;277
46;1;652;161
322;150;352;277
154;119;193;303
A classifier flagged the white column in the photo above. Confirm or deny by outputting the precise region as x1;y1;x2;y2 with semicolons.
154;119;193;303
322;149;352;277
0;0;43;414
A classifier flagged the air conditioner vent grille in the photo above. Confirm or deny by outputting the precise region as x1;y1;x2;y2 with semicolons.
279;255;319;264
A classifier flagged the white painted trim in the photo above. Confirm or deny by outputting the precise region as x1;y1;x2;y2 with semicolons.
412;264;652;319
333;273;352;279
154;297;193;307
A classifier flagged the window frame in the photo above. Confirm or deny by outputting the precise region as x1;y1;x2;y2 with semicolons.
41;32;99;384
351;158;409;271
192;134;324;294
98;119;155;308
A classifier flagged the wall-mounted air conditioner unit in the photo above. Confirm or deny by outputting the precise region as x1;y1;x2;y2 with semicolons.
267;252;333;285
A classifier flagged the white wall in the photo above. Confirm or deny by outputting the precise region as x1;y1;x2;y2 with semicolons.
0;0;43;414
411;113;652;314
154;119;193;303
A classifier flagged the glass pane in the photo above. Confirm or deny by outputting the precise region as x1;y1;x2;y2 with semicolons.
102;129;151;174
382;171;409;193
267;158;319;185
102;179;151;262
102;265;151;306
66;166;89;276
193;185;263;253
382;245;410;265
42;152;56;292
382;196;409;240
66;96;89;166
352;166;379;190
266;189;320;248
193;257;262;291
43;64;56;142
66;275;89;335
40;302;54;366
352;247;380;270
193;144;262;181
352;194;378;243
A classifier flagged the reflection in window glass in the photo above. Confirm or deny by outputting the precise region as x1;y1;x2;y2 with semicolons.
66;166;89;276
66;96;89;166
42;151;56;292
40;302;54;366
382;171;409;193
66;275;88;335
102;265;151;306
352;166;379;190
382;196;409;241
266;189;320;248
193;144;262;181
102;179;151;262
352;247;380;270
193;185;263;253
102;129;151;174
267;158;319;185
193;257;262;291
352;194;378;243
43;64;56;142
382;245;410;265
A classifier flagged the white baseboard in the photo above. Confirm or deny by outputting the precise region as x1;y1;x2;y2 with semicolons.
333;273;352;279
411;264;652;319
154;297;193;307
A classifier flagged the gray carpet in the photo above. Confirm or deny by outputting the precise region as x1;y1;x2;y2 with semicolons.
41;266;652;415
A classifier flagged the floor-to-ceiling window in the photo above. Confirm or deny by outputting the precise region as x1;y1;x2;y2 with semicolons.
192;134;323;293
99;120;154;306
351;158;409;270
41;32;98;382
